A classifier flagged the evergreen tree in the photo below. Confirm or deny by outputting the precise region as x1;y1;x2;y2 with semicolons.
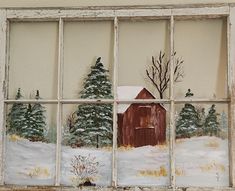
219;111;228;139
204;104;220;136
69;57;113;148
220;111;228;131
8;88;27;135
176;89;199;138
21;90;46;141
197;107;206;135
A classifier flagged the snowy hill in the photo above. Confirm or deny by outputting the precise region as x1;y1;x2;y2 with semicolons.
5;136;228;187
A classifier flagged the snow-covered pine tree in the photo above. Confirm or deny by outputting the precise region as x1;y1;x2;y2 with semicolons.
219;111;228;139
204;104;220;136
176;89;199;138
69;57;113;148
7;88;27;135
220;111;228;131
21;90;46;141
197;107;206;135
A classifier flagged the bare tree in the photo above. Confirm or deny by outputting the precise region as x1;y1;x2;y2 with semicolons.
146;51;184;99
70;154;99;186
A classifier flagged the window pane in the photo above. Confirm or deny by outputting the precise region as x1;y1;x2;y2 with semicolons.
63;21;113;99
175;103;229;187
118;20;170;100
117;103;170;186
8;22;58;100
61;104;113;186
174;18;227;99
5;103;57;185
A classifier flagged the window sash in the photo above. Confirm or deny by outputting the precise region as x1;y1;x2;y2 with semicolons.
0;6;233;189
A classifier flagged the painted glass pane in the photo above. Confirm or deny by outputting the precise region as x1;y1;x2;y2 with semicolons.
175;103;229;187
61;104;113;186
5;103;57;185
63;21;114;99
117;103;170;186
118;20;170;100
174;18;227;99
8;22;58;100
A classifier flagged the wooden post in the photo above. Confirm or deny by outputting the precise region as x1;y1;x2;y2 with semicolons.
169;15;176;190
0;9;7;185
229;6;235;187
112;16;118;187
55;18;63;186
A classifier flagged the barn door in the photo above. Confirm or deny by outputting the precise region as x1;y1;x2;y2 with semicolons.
134;105;157;147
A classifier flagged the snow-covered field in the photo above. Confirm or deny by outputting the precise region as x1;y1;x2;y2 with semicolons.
5;139;56;185
176;136;229;187
5;136;229;187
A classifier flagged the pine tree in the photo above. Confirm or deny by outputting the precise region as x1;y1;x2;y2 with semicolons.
21;90;46;141
176;89;199;138
69;57;113;148
197;107;206;135
220;111;228;131
8;88;27;135
204;104;220;136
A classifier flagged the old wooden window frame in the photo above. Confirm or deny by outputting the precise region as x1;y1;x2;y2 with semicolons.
0;5;234;190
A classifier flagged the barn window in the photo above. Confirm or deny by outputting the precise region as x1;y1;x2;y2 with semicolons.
0;5;235;191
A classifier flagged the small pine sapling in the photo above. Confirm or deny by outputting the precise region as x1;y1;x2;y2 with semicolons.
204;104;220;136
7;88;27;136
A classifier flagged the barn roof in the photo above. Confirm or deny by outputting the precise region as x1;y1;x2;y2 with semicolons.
117;86;159;113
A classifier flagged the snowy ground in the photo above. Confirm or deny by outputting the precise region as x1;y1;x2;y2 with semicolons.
5;136;229;187
5;138;56;185
176;136;229;187
61;146;112;186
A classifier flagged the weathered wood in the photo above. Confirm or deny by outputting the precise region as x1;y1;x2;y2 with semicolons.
112;17;118;187
229;7;235;187
0;9;7;185
174;98;230;103
0;4;233;190
4;98;230;104
5;6;229;20
169;15;175;190
4;99;58;103
172;6;229;16
55;18;64;186
118;89;166;147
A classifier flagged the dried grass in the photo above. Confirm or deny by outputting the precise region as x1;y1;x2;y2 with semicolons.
204;140;219;149
27;167;50;178
175;167;185;176
8;134;24;142
200;162;225;172
138;165;167;177
118;145;134;151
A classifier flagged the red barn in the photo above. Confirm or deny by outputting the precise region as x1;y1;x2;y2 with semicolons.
117;86;166;147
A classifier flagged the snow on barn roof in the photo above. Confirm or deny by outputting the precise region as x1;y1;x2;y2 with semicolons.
117;86;145;113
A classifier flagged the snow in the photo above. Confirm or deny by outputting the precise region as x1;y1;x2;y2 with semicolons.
176;136;229;187
5;136;229;187
61;146;112;186
117;86;143;113
5;138;56;185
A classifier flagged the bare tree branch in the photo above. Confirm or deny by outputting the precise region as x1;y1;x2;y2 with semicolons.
146;51;184;99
